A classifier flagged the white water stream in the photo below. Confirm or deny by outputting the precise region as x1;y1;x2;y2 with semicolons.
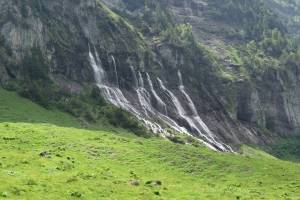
111;55;120;88
146;73;168;115
177;70;232;151
89;45;232;151
89;46;163;134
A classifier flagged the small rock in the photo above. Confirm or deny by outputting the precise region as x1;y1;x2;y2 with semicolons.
39;151;50;157
130;180;140;186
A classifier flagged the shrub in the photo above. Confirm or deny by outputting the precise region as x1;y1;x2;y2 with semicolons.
105;107;151;138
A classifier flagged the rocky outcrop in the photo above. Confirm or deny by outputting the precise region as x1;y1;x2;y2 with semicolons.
237;66;300;137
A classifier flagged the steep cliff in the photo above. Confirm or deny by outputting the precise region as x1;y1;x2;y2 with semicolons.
0;0;300;151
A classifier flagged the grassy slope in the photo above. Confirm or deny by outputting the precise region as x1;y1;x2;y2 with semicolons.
0;124;300;200
0;88;299;200
0;88;80;128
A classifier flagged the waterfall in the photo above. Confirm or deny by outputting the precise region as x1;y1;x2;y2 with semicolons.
138;72;144;88
89;47;139;115
111;55;120;88
136;72;157;117
146;73;168;115
89;45;232;151
89;47;105;84
158;76;232;152
89;46;164;134
177;70;197;115
177;70;233;152
137;87;154;117
138;72;187;133
157;78;187;117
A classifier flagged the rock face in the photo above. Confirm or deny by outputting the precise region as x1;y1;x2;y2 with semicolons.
0;0;300;151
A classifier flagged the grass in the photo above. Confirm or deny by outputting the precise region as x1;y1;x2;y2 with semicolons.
0;88;299;199
0;88;80;128
0;88;111;131
0;123;300;200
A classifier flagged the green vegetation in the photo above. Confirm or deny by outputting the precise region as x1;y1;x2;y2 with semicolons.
0;123;299;199
240;41;280;75
206;0;300;79
0;87;149;137
0;82;300;200
0;88;80;128
208;0;284;41
160;24;194;47
1;1;300;198
270;136;300;162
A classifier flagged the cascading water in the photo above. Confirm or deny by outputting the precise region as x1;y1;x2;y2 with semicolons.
137;72;187;134
177;70;233;151
137;88;154;117
138;72;144;88
146;73;168;115
89;45;232;152
89;46;105;84
89;46;163;134
157;76;232;152
111;55;120;88
89;47;139;115
136;72;155;117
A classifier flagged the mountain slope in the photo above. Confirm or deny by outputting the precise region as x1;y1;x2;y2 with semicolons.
100;0;300;149
0;87;298;199
1;123;300;200
0;0;300;151
0;3;299;196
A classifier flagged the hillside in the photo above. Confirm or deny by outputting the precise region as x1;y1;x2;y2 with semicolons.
0;86;299;199
0;0;300;151
0;124;300;200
